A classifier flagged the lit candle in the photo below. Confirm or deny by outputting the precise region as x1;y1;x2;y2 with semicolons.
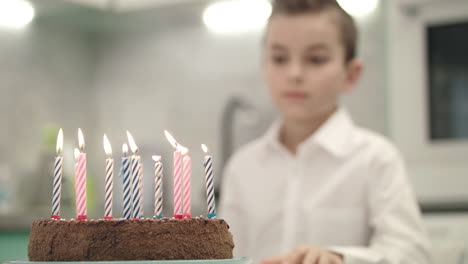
152;156;163;219
75;128;87;221
127;131;141;219
138;163;144;218
103;134;114;220
164;130;183;219
51;128;63;220
121;143;132;219
180;146;191;218
202;144;216;219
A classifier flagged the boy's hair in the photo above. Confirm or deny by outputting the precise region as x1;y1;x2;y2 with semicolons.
270;0;357;62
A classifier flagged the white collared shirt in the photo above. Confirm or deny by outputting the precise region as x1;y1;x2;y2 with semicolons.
220;108;431;264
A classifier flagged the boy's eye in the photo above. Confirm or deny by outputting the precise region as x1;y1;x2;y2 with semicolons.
306;56;327;64
271;55;288;64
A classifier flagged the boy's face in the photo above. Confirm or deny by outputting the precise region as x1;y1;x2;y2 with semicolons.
263;12;362;122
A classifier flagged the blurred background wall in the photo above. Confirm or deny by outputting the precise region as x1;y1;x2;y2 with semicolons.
0;0;467;263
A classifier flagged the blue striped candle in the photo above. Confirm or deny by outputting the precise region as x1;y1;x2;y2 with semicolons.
51;129;64;220
138;163;144;218
131;156;140;219
103;134;114;220
202;144;216;219
122;143;132;219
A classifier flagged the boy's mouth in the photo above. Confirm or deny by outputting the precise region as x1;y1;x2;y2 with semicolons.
283;91;308;99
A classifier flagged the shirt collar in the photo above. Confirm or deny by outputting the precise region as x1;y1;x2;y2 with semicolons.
262;108;355;158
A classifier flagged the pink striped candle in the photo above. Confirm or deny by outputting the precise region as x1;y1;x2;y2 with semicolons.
76;152;87;220
164;130;183;219
74;150;87;221
181;147;191;218
75;128;87;220
173;150;183;219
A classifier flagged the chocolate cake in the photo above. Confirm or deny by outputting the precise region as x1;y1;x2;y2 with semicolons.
28;218;234;261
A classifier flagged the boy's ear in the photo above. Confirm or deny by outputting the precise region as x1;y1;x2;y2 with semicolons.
344;59;363;92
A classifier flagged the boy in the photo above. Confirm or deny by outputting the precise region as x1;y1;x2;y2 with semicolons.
220;0;431;263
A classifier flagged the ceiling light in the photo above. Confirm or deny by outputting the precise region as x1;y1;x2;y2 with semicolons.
0;0;35;29
337;0;378;17
203;0;272;34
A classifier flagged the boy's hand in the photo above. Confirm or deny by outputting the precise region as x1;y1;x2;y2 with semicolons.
261;245;344;264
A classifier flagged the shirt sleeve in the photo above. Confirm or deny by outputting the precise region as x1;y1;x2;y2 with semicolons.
219;158;249;258
330;149;432;264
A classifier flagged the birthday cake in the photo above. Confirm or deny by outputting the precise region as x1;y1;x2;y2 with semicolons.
28;217;234;261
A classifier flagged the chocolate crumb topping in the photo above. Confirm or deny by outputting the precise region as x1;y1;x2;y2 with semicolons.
28;218;234;261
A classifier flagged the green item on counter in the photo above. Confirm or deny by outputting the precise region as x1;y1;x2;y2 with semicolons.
0;232;29;262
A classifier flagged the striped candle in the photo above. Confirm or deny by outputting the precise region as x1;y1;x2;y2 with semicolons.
127;131;141;219
74;149;87;220
202;144;216;218
104;158;114;219
131;155;141;219
121;144;132;219
51;128;63;220
164;130;183;219
138;163;144;218
181;149;191;218
153;156;163;219
173;150;183;218
103;134;114;220
75;128;87;221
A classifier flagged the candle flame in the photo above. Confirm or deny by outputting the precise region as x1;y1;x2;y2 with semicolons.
78;128;85;151
152;155;161;162
126;131;139;153
164;130;178;149
179;145;189;155
103;134;112;156
201;144;209;154
74;148;80;160
56;128;63;154
122;143;128;155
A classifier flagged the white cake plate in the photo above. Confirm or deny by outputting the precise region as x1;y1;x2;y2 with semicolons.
4;258;252;264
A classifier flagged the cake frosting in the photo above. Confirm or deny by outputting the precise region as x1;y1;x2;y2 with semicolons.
28;218;234;261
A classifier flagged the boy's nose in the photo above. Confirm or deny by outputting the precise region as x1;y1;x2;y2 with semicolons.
287;62;304;83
